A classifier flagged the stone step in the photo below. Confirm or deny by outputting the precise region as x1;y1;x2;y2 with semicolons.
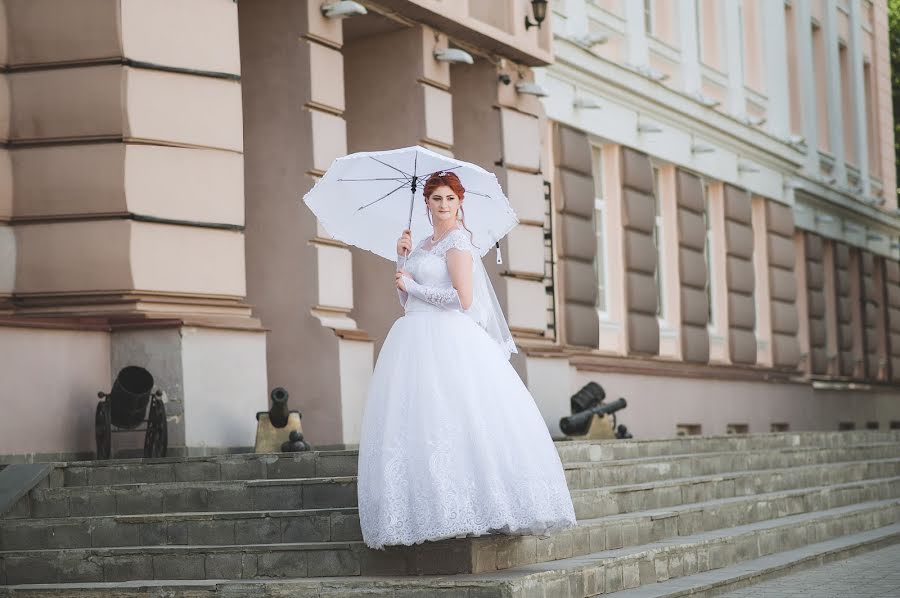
555;431;900;464
58;451;359;488
3;472;899;585
563;442;900;489
571;457;900;519
2;500;897;594
603;524;900;597
48;431;900;489
4;469;900;555
0;507;361;550
52;440;900;495
9;455;900;522
3;476;357;520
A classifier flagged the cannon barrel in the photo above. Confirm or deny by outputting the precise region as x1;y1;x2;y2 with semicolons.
107;366;155;430
269;387;290;428
559;397;627;436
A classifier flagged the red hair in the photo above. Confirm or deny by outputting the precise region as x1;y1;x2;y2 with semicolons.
423;172;478;248
423;171;465;202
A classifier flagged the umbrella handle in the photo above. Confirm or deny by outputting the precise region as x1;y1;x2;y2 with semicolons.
397;252;407;272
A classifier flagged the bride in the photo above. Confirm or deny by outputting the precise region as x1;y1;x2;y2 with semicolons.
356;171;577;550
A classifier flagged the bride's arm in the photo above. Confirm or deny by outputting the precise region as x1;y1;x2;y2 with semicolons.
445;249;473;309
402;248;473;310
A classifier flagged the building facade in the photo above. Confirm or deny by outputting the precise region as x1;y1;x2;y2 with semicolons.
0;0;897;458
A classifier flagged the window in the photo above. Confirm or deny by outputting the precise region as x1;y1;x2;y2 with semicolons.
652;166;665;322
677;423;702;436
838;422;856;431
726;423;749;434
592;146;609;316
770;422;790;432
866;421;879;430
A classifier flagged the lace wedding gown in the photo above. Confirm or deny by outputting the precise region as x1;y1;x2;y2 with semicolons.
357;225;577;550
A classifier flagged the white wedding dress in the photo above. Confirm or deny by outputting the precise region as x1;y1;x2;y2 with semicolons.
356;225;577;550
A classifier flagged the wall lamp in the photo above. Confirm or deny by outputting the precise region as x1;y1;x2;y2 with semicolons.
516;81;548;97
434;48;474;64
525;0;548;30
321;1;367;18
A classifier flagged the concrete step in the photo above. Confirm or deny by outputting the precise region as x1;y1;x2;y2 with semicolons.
58;451;359;488
603;525;900;597
2;500;896;595
0;507;361;550
571;457;900;519
3;473;899;585
563;442;900;489
555;431;900;464
3;476;357;520
47;431;900;489
4;469;900;555
8;455;900;523
52;440;900;496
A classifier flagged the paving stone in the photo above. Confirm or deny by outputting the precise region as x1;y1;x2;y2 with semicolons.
91;519;140;547
282;513;333;542
307;548;361;576
219;459;266;481
268;454;317;479
187;519;235;545
69;491;114;517
163;486;209;512
253;485;304;511
101;554;153;582
174;461;222;483
257;551;307;578
153;553;206;579
235;516;281;544
205;552;243;579
302;481;356;509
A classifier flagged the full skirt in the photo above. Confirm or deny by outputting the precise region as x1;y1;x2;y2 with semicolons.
357;309;577;550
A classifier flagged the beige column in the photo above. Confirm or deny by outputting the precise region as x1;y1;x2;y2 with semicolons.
239;0;372;446
706;182;730;364
452;60;551;343
5;0;267;450
343;24;455;361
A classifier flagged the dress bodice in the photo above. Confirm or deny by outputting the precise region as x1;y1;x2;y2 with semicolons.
403;227;473;314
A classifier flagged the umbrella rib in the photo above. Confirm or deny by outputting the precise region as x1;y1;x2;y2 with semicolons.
339;177;410;182
357;182;409;211
368;156;412;178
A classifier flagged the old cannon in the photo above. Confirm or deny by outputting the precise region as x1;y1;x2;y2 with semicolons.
559;382;632;440
95;366;167;459
255;387;309;453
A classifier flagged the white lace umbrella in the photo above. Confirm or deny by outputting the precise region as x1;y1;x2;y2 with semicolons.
302;145;519;266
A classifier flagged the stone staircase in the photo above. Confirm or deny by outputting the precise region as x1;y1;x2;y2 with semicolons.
1;431;899;597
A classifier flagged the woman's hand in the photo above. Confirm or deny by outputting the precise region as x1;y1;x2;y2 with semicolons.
396;229;412;257
395;269;411;292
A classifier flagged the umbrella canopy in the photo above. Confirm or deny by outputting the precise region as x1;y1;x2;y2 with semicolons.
302;145;519;262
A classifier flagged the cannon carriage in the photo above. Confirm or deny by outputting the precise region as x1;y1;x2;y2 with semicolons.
95;366;167;459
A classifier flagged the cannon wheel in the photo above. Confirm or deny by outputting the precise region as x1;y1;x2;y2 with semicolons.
143;396;168;458
95;399;112;460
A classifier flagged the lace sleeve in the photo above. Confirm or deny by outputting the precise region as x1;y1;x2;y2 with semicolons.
436;228;476;258
404;278;463;310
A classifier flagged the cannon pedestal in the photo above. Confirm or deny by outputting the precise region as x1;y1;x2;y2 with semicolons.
255;412;303;453
582;413;617;440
